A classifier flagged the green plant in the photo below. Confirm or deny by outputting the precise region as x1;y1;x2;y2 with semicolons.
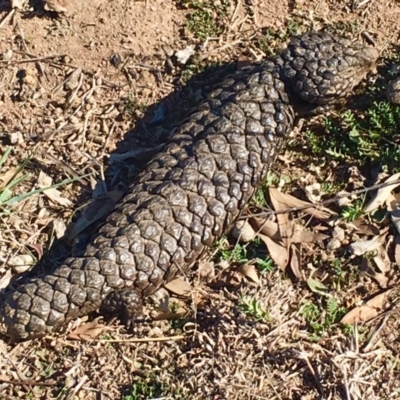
123;378;189;400
0;147;88;215
256;257;275;273
239;296;270;322
177;0;231;39
219;243;248;263
341;197;365;222
300;297;346;341
305;102;400;168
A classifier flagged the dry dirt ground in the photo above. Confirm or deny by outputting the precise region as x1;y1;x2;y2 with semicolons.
0;0;400;399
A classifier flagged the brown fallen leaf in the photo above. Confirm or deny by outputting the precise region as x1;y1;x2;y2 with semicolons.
289;243;303;280
0;270;13;290
340;305;379;325
364;172;400;213
0;167;20;188
237;261;260;284
394;235;400;268
387;193;400;234
68;317;111;340
349;220;380;236
290;229;329;244
37;171;73;207
269;187;293;248
257;232;289;271
164;278;192;297
340;289;393;325
68;191;124;241
268;187;335;221
360;258;388;288
250;217;281;240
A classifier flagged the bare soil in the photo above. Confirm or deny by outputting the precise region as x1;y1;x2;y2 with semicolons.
0;0;400;399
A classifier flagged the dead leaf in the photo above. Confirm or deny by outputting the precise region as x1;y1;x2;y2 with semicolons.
0;270;12;290
366;289;393;308
349;220;380;236
394;235;400;268
340;289;393;325
164;278;192;297
7;254;35;273
364;172;400;213
27;243;43;260
237;262;260;284
387;193;400;234
37;171;73;207
290;229;329;244
340;305;379;324
231;220;256;243
250;217;281;240
52;218;67;239
258;233;289;271
268;187;335;221
360;258;389;288
289;243;303;280
68;191;124;241
68;317;110;340
348;238;382;256
0;167;20;187
269;187;293;247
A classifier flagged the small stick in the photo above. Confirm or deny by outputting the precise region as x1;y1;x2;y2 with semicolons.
0;54;66;64
0;378;58;387
0;9;15;30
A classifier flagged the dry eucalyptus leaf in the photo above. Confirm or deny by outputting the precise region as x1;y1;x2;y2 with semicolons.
237;262;260;284
373;245;391;274
268;187;334;221
231;220;255;243
348;238;382;256
0;270;12;290
269;187;292;246
394;235;400;268
349;220;380;236
290;229;329;244
164;278;192;297
250;217;281;240
258;233;289;271
290;243;303;280
366;289;393;308
37;171;73;207
387;193;400;234
68;317;110;340
360;258;389;289
52;218;67;239
340;289;393;325
364;172;400;213
340;305;379;325
68;191;124;240
0;167;19;187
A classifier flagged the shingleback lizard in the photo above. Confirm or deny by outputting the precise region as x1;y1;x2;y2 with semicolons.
0;32;378;341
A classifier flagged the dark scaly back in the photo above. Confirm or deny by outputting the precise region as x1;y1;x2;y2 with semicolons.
279;31;378;106
0;32;378;341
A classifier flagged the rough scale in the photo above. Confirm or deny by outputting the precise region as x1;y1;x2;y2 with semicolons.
0;32;378;341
